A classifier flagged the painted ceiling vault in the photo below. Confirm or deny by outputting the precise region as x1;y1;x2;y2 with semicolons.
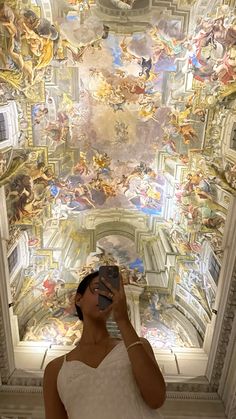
1;0;236;353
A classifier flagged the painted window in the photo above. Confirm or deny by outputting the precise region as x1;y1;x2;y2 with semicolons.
230;123;236;151
208;253;221;285
0;113;7;143
8;247;18;275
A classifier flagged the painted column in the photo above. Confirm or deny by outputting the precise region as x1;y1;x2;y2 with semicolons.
125;285;144;336
0;220;15;381
143;241;154;271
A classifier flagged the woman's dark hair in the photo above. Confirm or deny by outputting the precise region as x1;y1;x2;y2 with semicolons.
75;271;99;321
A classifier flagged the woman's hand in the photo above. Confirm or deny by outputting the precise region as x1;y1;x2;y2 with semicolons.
98;274;129;324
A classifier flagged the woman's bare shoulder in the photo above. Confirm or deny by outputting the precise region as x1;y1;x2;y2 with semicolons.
44;354;65;376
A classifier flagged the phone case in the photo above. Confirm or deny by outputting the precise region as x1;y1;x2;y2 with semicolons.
98;266;120;310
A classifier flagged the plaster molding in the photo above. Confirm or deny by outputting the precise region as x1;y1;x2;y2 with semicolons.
0;236;15;384
209;283;236;392
206;197;236;391
0;385;221;401
0;298;11;384
0;187;9;241
0;390;226;419
218;306;236;417
166;391;221;400
228;398;236;419
166;382;210;393
0;384;43;393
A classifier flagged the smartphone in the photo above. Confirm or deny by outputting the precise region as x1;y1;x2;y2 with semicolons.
98;265;120;311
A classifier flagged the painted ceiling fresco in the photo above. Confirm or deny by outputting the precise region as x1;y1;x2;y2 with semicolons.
97;235;144;272
1;0;236;349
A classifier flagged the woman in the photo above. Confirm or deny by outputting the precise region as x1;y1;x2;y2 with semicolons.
43;270;166;419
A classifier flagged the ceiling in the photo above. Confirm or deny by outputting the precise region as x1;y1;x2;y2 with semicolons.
1;0;236;415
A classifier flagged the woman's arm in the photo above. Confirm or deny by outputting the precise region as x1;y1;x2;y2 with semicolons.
43;358;68;419
117;318;166;410
99;276;166;409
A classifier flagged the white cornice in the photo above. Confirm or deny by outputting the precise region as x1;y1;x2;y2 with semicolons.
0;384;222;400
167;391;221;400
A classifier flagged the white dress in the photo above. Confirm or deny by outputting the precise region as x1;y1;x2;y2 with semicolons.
57;340;163;419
